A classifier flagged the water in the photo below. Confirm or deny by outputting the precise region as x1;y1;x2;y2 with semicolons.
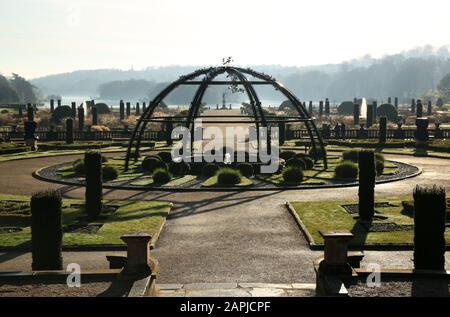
41;96;285;110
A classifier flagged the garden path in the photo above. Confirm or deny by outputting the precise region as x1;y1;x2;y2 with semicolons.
0;154;449;283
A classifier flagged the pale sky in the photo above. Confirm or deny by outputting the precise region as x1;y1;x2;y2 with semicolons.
1;0;449;79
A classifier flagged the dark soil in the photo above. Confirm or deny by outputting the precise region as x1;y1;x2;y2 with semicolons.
357;222;414;232
348;278;450;297
37;160;420;191
0;280;129;297
0;227;23;234
64;224;103;234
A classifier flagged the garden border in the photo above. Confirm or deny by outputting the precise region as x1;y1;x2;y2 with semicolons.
32;160;422;192
285;201;450;251
0;202;172;252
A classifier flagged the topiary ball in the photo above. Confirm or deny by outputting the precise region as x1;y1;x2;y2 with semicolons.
282;166;304;183
280;150;297;161
202;163;220;177
102;165;119;181
51;106;72;123
92;103;111;115
286;157;307;170
142;156;167;173
342;150;359;163
217;168;242;185
334;161;358;179
301;156;314;170
152;168;171;184
308;147;326;160
157;151;173;163
236;163;254;177
375;153;385;163
376;160;385;176
169;161;190;177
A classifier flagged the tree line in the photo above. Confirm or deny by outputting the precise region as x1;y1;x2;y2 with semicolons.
96;55;450;105
0;73;38;104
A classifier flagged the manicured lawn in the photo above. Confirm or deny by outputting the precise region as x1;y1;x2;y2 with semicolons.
0;146;128;162
0;194;171;248
259;154;398;186
130;174;196;187
57;156;196;187
289;196;450;247
201;175;253;187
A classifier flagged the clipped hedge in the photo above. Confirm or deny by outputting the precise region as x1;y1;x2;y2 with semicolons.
236;163;254;177
142;155;167;172
334;161;358;179
152;168;172;184
358;150;376;221
84;151;103;220
327;139;414;148
202;163;220;177
168;161;190;177
413;185;446;270
282;166;304;184
308;146;326;160
217;168;242;185
0;143;29;155
157;151;173;163
31;189;63;270
280;150;297;161
102;165;119;181
286;157;306;170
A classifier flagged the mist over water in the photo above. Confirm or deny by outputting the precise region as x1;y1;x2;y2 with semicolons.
41;96;287;110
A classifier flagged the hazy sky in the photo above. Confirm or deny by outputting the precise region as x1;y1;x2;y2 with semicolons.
1;0;449;79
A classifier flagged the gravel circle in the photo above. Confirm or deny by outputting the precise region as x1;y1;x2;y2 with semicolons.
348;278;450;297
35;160;420;191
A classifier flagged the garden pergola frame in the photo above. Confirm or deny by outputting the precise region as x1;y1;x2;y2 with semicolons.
124;66;327;170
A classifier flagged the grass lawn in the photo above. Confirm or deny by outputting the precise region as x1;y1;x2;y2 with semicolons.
259;154;398;186
130;174;196;187
289;196;450;247
57;156;196;187
201;175;253;187
0;146;139;162
0;194;171;249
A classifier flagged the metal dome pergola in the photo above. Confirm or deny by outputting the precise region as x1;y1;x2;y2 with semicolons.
124;66;327;170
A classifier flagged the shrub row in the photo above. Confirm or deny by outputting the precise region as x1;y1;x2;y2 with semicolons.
342;150;385;176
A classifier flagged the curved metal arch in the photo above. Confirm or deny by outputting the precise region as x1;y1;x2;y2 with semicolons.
186;66;268;155
125;67;213;170
233;67;327;167
227;67;267;126
186;67;227;130
224;67;264;152
125;66;328;170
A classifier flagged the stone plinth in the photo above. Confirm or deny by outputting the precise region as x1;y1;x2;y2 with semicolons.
320;230;353;266
415;117;429;146
119;233;154;280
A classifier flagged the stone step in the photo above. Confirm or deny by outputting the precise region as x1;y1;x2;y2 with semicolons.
156;282;316;297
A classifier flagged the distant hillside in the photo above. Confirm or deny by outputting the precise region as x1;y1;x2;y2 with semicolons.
31;64;343;96
30;45;450;102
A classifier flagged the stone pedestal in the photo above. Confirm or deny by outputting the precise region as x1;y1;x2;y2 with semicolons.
320;230;353;271
314;230;355;296
415;117;429;147
25;138;38;151
119;233;155;280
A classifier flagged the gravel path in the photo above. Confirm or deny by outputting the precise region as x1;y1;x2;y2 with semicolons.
0;154;449;283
